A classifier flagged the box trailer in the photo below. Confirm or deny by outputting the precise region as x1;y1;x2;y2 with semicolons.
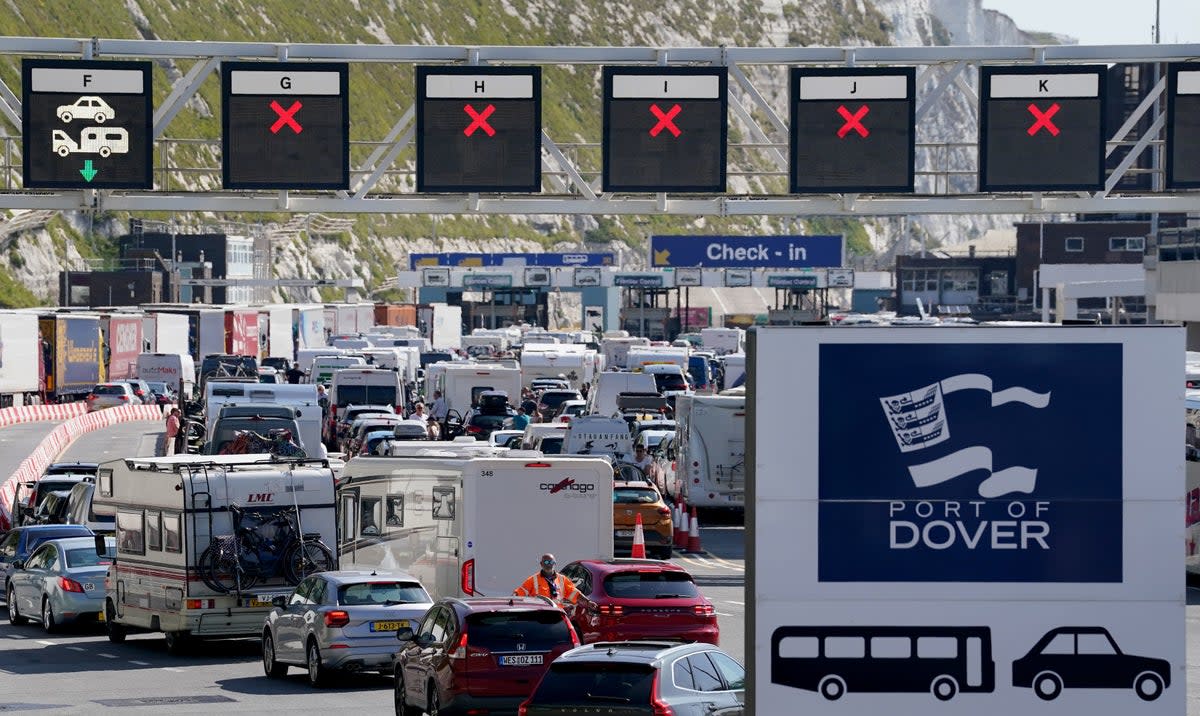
101;314;144;381
0;311;42;406
224;309;260;358
39;314;104;401
143;311;190;356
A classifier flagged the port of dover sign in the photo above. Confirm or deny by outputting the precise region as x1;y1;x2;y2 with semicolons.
748;326;1182;715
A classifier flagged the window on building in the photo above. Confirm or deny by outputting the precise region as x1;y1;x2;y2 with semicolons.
1109;237;1145;252
988;271;1009;295
1065;237;1084;252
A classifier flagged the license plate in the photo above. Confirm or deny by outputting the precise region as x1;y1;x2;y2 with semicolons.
615;529;635;537
249;599;274;608
370;620;409;632
96;610;105;622
499;654;544;666
83;583;95;591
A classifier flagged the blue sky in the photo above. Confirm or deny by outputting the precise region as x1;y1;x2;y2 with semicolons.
982;0;1200;45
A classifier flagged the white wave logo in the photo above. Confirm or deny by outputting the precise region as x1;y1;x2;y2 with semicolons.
880;373;1051;498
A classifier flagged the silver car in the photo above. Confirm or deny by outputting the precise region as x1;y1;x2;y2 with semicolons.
7;536;115;633
85;382;136;412
261;570;433;687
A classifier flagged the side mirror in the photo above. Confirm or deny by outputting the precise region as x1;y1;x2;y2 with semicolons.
12;560;23;570
396;626;416;642
94;534;107;557
272;595;288;608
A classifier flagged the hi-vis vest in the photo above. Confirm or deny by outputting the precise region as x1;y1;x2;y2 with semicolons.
514;572;582;604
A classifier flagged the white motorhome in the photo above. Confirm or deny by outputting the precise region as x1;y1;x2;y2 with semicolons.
699;327;745;356
674;394;745;509
563;416;633;460
587;371;658;418
309;355;367;385
721;354;746;389
520;347;597;390
96;455;338;651
627;346;690;372
330;367;406;413
204;381;326;457
433;363;523;416
0;311;41;406
600;336;651;370
337;455;612;600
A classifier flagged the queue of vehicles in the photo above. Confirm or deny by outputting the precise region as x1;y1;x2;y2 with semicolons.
1;318;748;714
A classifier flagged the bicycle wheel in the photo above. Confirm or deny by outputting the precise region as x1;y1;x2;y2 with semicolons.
199;539;260;593
283;539;335;584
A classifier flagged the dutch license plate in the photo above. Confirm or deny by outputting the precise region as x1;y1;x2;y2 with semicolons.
96;610;105;622
615;529;635;537
370;620;409;633
499;654;544;666
249;598;274;608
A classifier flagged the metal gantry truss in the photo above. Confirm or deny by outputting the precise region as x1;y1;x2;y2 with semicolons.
0;37;1197;215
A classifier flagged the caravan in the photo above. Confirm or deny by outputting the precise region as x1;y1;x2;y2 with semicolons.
95;456;337;652
337;455;612;600
433;363;523;417
674;394;746;509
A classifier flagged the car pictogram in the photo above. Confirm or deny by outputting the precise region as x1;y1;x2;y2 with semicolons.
56;96;115;124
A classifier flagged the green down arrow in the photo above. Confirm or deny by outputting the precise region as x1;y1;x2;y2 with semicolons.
79;160;97;182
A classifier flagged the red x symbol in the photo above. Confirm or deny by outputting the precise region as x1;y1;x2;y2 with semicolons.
1027;103;1061;136
836;104;870;139
649;104;682;138
269;100;303;134
463;104;496;137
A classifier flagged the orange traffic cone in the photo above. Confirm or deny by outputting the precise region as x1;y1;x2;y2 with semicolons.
686;506;703;553
675;502;689;549
631;513;647;559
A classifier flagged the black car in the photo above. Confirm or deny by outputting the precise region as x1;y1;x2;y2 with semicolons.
1012;626;1170;702
519;640;745;715
0;524;93;600
461;412;511;441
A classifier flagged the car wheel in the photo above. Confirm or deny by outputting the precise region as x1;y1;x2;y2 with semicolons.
1134;671;1165;702
262;631;288;678
306;639;328;688
931;675;958;701
427;682;441;716
41;597;58;634
818;675;846;701
164;630;190;655
1033;671;1062;701
7;586;27;625
105;600;126;643
394;668;420;716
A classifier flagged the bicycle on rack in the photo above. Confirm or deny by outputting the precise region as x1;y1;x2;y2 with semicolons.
197;504;335;594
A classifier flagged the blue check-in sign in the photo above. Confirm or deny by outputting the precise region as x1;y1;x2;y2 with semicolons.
650;234;843;268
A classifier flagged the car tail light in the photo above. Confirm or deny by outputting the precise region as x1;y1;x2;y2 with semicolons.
657;507;671;517
59;576;85;593
651;670;675;715
518;701;530;716
324;610;350;628
186;599;215;610
466;424;483;434
450;632;469;660
693;603;716;617
86;394;95;401
395;405;403;414
119;395;129;401
461;559;475;595
134;389;144;396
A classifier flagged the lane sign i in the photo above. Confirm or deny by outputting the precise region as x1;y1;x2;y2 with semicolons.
1166;64;1200;189
789;67;916;194
979;66;1106;192
602;66;728;192
22;59;153;189
221;62;349;190
416;66;542;193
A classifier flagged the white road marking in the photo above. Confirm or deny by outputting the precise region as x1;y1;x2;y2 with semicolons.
8;634;27;639
37;640;55;646
130;660;150;666
161;667;184;672
715;611;733;617
67;646;85;652
98;653;118;659
726;600;745;606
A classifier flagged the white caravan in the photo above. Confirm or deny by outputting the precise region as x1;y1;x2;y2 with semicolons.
699;327;745;356
337;455;612;600
96;455;337;650
600;336;651;370
674;394;746;509
587;371;658;418
433;363;523;416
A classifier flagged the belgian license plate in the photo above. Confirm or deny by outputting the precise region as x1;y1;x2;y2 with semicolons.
615;529;635;537
370;620;409;633
499;654;544;666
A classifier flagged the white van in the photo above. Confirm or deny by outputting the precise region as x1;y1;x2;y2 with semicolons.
310;355;367;385
330;367;406;413
588;371;658;417
137;352;196;399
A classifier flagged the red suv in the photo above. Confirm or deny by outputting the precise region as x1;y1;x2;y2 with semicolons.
559;559;718;645
393;596;580;716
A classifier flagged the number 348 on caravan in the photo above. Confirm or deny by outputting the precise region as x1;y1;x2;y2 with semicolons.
51;127;130;157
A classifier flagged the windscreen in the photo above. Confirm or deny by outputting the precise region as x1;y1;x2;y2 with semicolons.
603;571;700;599
653;373;688;392
529;662;655;704
337;581;429;606
465;610;571;651
337;385;399;407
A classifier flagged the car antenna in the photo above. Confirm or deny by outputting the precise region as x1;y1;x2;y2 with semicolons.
371;569;377;576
